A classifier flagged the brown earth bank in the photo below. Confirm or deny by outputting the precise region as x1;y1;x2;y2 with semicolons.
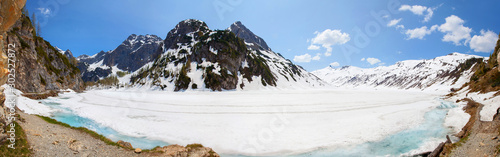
423;98;500;157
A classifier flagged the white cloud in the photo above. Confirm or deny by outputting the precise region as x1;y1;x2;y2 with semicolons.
438;15;472;46
293;53;312;63
312;53;321;61
405;25;438;40
399;5;435;22
37;8;51;16
309;29;350;53
307;45;320;50
396;25;405;29
424;8;434;23
324;52;332;57
329;62;340;67
470;30;499;53
387;18;402;27
399;5;427;15
364;58;382;65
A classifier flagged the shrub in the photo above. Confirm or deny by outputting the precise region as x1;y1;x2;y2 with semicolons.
186;143;204;149
39;74;46;85
98;76;119;86
116;71;129;77
192;83;198;89
175;63;191;91
0;121;32;156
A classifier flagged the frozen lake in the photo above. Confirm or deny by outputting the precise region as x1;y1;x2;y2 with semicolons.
17;88;465;156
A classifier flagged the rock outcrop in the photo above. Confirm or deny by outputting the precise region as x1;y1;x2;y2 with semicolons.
228;21;271;51
496;34;500;72
5;15;84;93
0;0;26;146
151;144;219;157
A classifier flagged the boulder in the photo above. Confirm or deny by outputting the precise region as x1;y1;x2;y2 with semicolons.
117;140;133;149
152;144;220;157
134;148;142;154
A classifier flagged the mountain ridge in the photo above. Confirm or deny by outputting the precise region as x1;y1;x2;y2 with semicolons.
313;52;484;92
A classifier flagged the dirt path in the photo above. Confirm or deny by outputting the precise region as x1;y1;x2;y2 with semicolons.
17;111;141;157
448;99;500;157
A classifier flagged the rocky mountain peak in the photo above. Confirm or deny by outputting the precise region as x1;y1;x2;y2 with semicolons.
123;34;162;47
228;21;271;51
63;49;73;59
169;19;209;36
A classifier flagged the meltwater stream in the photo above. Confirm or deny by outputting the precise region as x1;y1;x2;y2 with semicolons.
41;99;169;149
41;96;458;156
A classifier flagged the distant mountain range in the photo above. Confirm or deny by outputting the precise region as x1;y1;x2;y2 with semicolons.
312;53;484;91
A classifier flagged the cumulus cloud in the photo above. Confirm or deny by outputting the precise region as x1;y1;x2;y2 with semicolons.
361;57;382;65
405;25;438;40
307;45;320;50
438;15;472;46
470;30;499;53
309;29;350;53
293;53;312;63
37;8;51;16
324;52;332;57
399;5;435;22
424;8;434;23
312;53;321;61
329;62;340;67
366;58;382;65
387;18;402;27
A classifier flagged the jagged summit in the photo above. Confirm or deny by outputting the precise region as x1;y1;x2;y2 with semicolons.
169;19;210;36
228;21;271;51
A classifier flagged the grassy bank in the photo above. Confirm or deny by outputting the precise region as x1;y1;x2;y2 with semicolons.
0;121;32;157
36;115;133;150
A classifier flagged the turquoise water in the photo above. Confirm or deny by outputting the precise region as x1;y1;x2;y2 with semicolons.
42;98;456;156
42;101;169;149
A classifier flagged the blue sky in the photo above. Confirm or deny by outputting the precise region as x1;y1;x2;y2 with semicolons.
25;0;499;71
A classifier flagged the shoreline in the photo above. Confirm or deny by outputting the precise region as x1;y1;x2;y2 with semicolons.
424;97;500;156
17;110;220;156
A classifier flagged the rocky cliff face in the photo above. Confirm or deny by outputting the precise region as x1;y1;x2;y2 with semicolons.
0;0;26;85
228;21;271;51
130;19;324;91
496;34;500;72
0;0;26;145
4;15;84;93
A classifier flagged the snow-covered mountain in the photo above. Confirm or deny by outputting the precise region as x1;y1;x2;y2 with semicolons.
312;53;485;92
77;34;163;82
130;19;325;91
